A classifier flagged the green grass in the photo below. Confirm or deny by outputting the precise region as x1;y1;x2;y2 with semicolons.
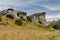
49;36;58;40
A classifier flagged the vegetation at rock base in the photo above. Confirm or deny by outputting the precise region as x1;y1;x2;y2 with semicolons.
53;20;60;29
15;19;23;25
49;20;60;29
0;16;57;40
6;15;14;19
27;16;32;22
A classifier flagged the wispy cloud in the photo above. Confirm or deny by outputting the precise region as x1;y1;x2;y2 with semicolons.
0;0;60;21
46;14;60;21
0;0;44;10
0;0;43;7
43;5;60;11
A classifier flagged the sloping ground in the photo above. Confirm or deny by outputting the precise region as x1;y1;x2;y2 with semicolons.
0;16;58;40
0;25;57;40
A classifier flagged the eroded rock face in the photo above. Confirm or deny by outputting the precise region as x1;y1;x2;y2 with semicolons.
29;12;46;25
1;8;28;20
0;8;47;25
16;11;27;20
1;8;20;19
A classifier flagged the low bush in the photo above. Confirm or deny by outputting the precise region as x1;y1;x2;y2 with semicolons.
52;20;60;29
27;16;32;22
15;19;22;25
46;24;52;28
6;15;14;19
45;25;55;31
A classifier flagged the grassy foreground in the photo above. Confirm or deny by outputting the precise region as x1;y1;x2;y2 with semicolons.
0;16;58;40
0;25;58;40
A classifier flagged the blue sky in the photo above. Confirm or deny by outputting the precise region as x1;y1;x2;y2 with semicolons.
0;0;60;21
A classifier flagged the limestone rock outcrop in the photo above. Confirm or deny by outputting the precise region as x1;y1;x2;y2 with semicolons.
16;11;27;20
29;12;46;25
2;8;20;19
1;8;27;20
0;8;47;25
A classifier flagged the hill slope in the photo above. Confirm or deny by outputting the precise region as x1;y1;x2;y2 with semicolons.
0;16;58;40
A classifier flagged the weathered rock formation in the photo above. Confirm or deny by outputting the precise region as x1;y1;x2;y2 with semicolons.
2;8;20;19
0;8;47;25
1;8;27;20
16;11;27;20
30;12;46;24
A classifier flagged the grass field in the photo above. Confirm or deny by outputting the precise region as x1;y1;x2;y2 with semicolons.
0;16;58;40
0;25;58;40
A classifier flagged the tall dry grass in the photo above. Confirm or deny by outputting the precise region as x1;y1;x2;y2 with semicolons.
0;16;58;40
0;26;57;40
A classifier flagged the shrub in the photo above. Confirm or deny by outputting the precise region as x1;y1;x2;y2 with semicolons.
52;25;57;29
6;15;14;19
46;24;52;28
0;17;2;21
15;19;22;25
27;16;32;22
45;24;53;30
52;20;60;29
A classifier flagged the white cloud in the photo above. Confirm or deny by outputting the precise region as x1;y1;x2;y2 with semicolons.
43;4;60;11
0;0;46;10
0;0;45;10
35;1;60;11
46;14;60;21
0;0;60;21
0;0;42;7
0;6;12;10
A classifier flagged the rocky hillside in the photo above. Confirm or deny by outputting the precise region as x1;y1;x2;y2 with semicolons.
0;8;58;40
0;8;47;25
0;14;58;40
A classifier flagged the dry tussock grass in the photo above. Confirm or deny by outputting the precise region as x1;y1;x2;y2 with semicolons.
0;26;57;40
0;16;57;40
